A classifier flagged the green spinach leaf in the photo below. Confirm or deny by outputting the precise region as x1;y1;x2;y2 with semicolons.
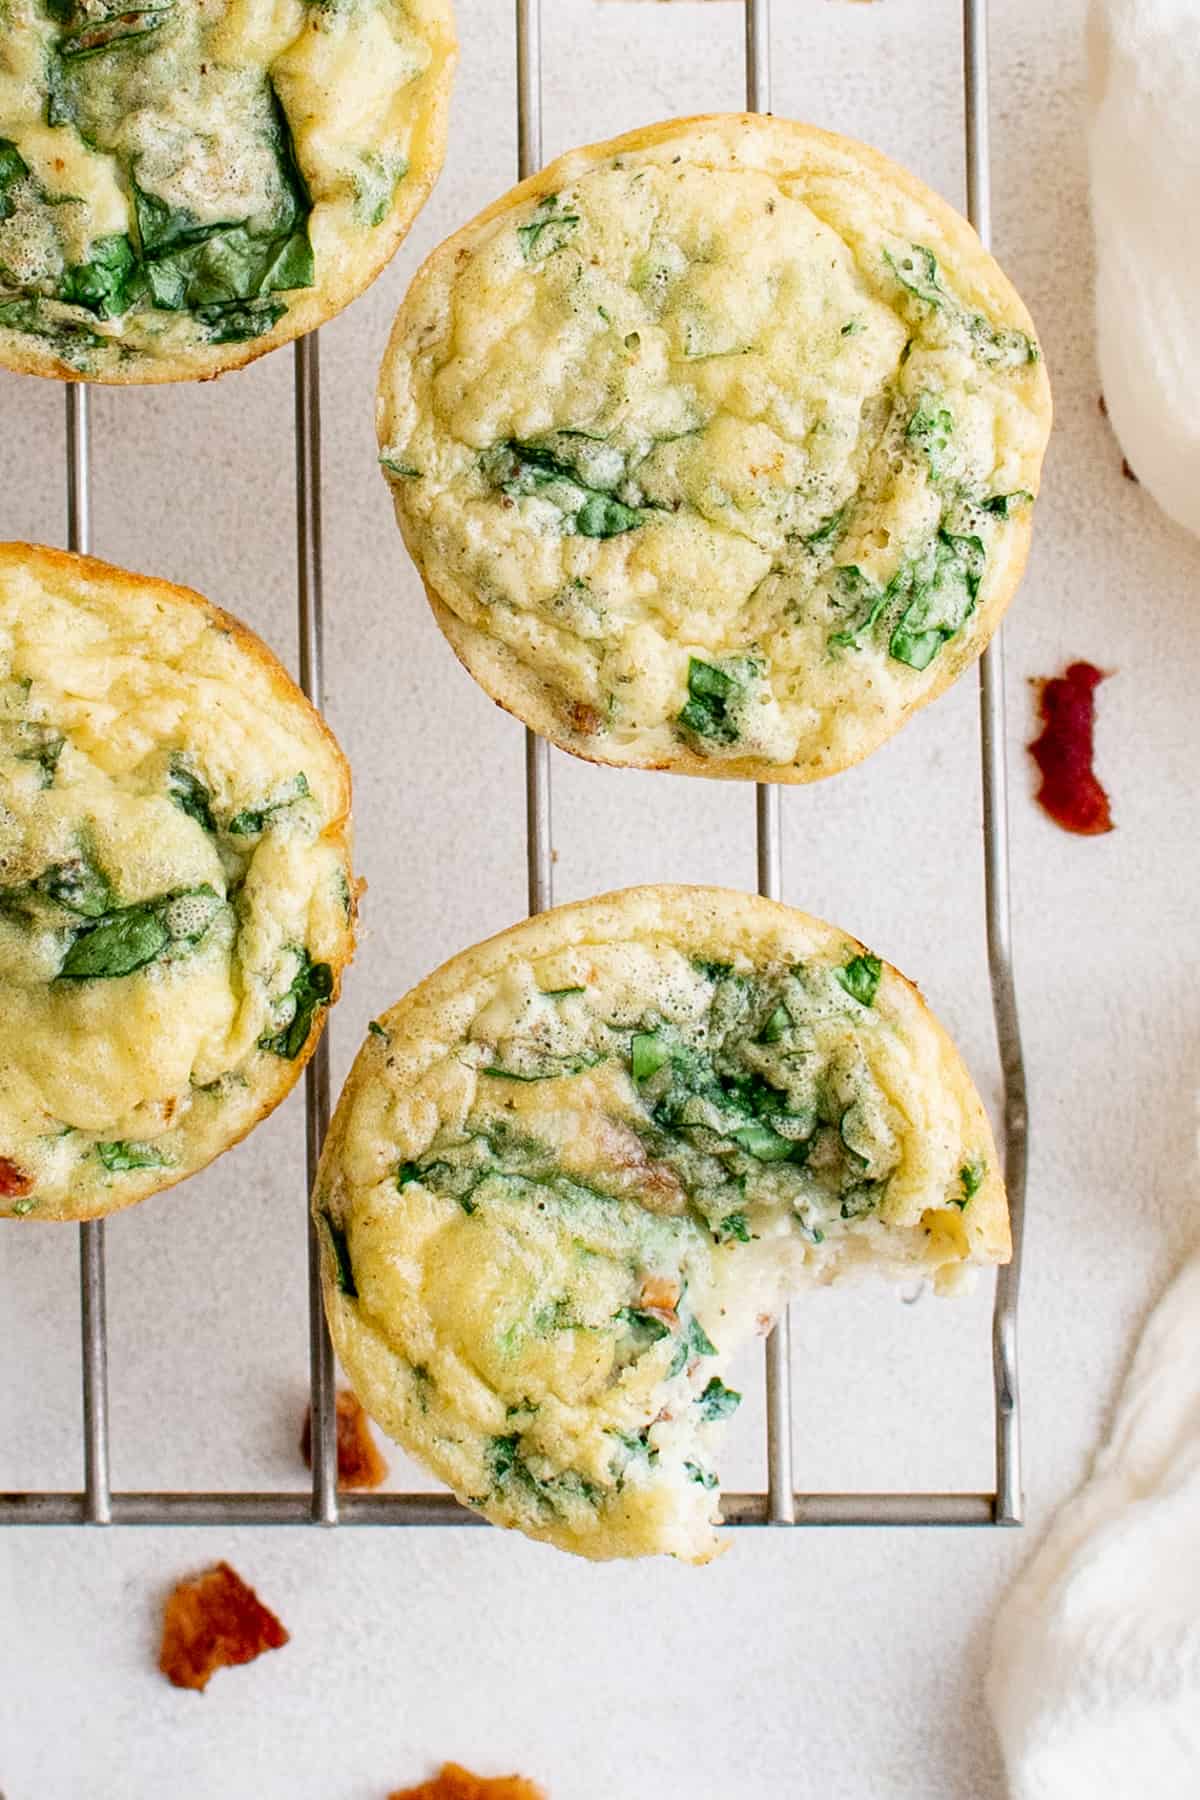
695;1377;741;1422
258;948;333;1059
58;884;221;980
321;1209;357;1297
227;772;309;836
884;244;1039;369
167;755;216;833
676;655;758;746
517;194;580;263
96;1138;168;1173
889;530;984;670
0;139;28;222
837;953;881;1008
906;392;955;481
59;234;141;320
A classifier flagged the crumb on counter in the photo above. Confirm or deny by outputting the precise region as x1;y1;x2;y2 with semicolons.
300;1388;389;1489
158;1561;289;1693
388;1764;547;1800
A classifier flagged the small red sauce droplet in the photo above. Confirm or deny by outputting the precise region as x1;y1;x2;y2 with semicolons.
1028;662;1113;836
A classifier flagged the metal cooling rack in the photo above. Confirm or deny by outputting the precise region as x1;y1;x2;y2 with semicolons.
3;0;1025;1531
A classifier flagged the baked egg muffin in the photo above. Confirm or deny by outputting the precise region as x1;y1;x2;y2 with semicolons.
315;885;1007;1562
378;114;1052;783
0;0;456;383
0;543;355;1222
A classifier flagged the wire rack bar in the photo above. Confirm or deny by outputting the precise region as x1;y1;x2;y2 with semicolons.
295;334;340;1526
66;384;113;1528
0;1490;998;1528
964;0;1025;1527
744;0;796;1532
517;0;553;916
9;0;1025;1535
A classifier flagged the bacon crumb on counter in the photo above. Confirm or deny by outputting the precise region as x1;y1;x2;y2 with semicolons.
1028;662;1114;836
300;1388;389;1490
388;1765;547;1800
158;1562;288;1692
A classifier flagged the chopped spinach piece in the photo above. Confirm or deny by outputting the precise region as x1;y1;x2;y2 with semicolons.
837;953;881;1008
258;948;333;1059
34;853;111;918
321;1209;357;1298
167;755;216;833
541;985;585;999
131;82;311;328
18;732;64;788
95;1139;168;1173
352;150;408;227
380;455;422;479
684;1460;718;1490
631;1031;670;1083
517;194;580;263
58;884;221;980
10;1197;37;1216
906;393;955;481
488;1432;598;1515
0;139;29;223
715;1212;751;1244
828;565;889;651
982;490;1034;518
676;655;758;746
669;1310;718;1378
368;1020;389;1040
889;531;984;670
227;772;309;836
759;1004;790;1044
59;234;141;320
58;5;174;58
695;1377;741;1422
481;437;644;539
0;297;102;352
614;1305;671;1347
954;1159;985;1209
840;318;865;337
884;243;1039;369
197;297;287;343
804;505;848;549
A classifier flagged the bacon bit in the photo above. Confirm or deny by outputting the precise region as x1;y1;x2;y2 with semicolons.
639;1274;681;1317
388;1765;547;1800
1028;662;1114;835
591;1119;686;1215
0;1157;33;1198
300;1389;388;1490
158;1562;288;1692
566;702;603;737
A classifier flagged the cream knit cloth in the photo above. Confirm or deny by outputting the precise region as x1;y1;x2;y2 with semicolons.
1088;0;1200;536
986;1249;1200;1797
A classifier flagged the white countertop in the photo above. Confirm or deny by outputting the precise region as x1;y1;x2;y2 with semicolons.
3;2;1197;1795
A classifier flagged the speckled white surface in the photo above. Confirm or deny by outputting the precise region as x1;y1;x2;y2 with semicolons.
2;2;1197;1796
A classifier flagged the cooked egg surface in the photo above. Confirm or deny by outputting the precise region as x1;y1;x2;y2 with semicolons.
317;886;1007;1562
0;0;456;382
378;114;1052;783
0;543;355;1222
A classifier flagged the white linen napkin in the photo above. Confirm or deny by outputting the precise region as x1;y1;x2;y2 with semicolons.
1088;0;1200;537
985;1249;1200;1798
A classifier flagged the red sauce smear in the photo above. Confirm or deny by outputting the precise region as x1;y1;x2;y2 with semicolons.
1028;662;1113;835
